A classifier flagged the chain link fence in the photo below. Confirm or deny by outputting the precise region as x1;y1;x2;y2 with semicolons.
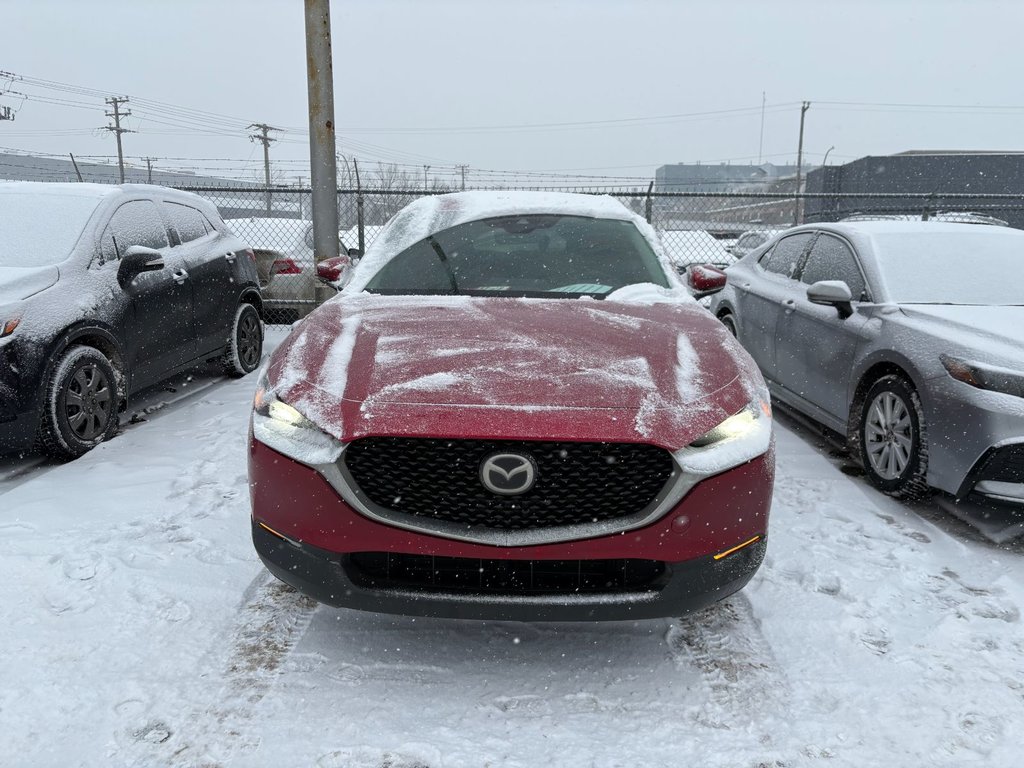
173;184;1024;324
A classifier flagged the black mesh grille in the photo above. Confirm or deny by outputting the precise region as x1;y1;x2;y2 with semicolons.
347;553;667;595
343;438;675;531
976;444;1024;483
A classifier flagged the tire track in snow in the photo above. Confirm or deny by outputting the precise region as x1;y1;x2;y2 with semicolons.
128;571;319;767
667;594;791;736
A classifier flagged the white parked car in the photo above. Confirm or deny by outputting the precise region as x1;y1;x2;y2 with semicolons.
227;217;350;322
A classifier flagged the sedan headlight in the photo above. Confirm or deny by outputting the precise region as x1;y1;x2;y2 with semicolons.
941;355;1024;400
674;399;773;475
252;371;344;464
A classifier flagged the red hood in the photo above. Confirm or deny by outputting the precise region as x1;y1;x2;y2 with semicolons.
268;294;762;451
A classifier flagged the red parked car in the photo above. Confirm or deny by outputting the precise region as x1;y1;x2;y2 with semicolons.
248;191;774;621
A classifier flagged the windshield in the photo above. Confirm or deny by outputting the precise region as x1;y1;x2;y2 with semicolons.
364;214;669;297
0;193;99;267
873;231;1024;304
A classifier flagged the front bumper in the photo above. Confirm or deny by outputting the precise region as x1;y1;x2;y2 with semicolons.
925;376;1024;501
253;519;767;621
249;437;773;620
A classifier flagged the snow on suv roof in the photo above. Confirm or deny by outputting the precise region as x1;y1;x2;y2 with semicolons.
0;181;121;200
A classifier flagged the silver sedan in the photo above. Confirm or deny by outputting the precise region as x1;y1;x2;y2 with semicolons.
708;220;1024;506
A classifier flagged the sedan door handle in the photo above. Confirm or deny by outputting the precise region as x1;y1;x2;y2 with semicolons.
172;268;190;285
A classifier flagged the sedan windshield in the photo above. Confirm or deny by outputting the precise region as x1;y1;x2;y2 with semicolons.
364;214;669;297
874;231;1024;304
0;192;100;268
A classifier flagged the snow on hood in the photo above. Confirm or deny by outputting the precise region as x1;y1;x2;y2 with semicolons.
0;266;60;304
900;305;1024;367
345;191;679;293
266;294;761;452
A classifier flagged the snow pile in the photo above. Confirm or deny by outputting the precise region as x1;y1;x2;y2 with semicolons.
605;282;695;305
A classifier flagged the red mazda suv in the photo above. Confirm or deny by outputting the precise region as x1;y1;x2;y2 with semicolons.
248;191;773;621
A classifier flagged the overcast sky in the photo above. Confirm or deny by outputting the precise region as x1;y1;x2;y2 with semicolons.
2;0;1023;186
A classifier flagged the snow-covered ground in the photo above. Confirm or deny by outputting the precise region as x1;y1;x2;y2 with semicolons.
2;329;1023;767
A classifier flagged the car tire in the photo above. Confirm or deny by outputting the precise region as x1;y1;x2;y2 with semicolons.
38;345;120;460
719;312;738;337
858;374;929;499
223;303;263;377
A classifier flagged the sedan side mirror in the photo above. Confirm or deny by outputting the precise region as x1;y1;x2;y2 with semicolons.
687;264;728;299
118;246;165;287
807;280;853;319
346;247;362;259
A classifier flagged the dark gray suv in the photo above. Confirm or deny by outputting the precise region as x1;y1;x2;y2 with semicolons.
0;182;263;459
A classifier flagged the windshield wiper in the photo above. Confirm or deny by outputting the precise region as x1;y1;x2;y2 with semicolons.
427;236;459;294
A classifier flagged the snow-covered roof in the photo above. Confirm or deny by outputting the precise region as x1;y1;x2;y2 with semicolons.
0;181;119;200
824;220;1024;237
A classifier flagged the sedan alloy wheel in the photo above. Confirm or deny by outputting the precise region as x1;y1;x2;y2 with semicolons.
858;375;929;499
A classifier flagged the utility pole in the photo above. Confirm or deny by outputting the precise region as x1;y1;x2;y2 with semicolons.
423;165;430;191
456;164;468;191
103;96;133;184
757;91;766;165
304;0;340;272
249;123;279;215
793;101;810;226
144;157;155;184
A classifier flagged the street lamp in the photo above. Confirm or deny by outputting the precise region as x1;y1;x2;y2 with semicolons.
823;146;835;166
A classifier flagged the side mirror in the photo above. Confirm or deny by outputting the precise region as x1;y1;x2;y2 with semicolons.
118;246;165;287
687;264;728;299
807;280;853;318
346;247;362;259
316;255;351;284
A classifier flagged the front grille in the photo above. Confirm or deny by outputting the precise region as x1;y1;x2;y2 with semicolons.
975;444;1024;484
343;438;675;531
346;553;667;595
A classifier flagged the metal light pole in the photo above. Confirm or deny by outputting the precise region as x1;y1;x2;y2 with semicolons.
823;145;835;166
305;0;340;270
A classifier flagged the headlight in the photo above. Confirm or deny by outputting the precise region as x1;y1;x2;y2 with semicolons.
1;316;20;338
941;355;1024;400
251;372;344;465
675;398;773;475
688;401;768;447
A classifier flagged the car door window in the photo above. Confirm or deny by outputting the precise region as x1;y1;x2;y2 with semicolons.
759;233;813;279
99;200;170;262
164;202;210;244
799;234;868;301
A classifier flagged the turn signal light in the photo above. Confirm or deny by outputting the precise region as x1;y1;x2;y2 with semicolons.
713;535;761;561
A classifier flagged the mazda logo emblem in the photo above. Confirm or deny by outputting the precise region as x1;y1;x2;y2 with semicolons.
480;452;536;496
